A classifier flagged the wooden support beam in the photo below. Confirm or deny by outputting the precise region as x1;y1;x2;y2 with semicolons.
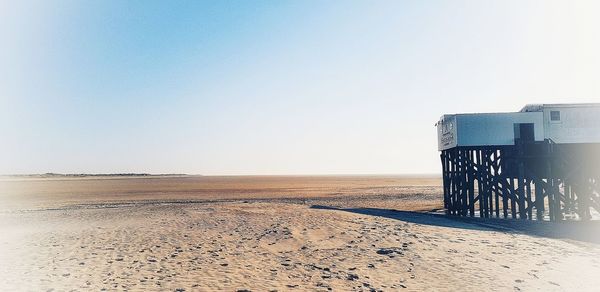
476;150;485;218
517;162;526;220
535;179;544;220
548;179;555;222
452;149;457;216
502;178;509;219
486;150;494;218
525;179;533;220
509;178;517;219
494;150;500;218
461;149;469;217
468;150;475;217
441;151;449;214
440;143;599;222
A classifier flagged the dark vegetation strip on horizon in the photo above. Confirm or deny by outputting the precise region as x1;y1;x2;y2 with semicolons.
3;173;190;178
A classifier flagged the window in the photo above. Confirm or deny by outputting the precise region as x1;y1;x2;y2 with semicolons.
550;110;561;121
519;123;535;142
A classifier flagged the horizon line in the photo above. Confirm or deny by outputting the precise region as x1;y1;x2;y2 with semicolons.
0;172;442;178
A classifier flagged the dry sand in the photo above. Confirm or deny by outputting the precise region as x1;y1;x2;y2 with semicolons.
1;175;600;291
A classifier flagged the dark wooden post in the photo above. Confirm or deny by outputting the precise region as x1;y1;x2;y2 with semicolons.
440;142;599;221
525;179;533;220
535;179;544;220
486;150;493;218
517;162;526;220
509;178;517;219
468;150;475;217
494;150;501;218
502;177;509;219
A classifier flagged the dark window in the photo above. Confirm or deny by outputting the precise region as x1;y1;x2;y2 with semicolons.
519;123;535;142
550;110;561;121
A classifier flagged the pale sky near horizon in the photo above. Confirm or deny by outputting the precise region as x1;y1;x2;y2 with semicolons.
1;0;600;175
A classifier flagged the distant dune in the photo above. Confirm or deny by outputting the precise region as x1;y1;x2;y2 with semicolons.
0;172;189;179
1;173;190;179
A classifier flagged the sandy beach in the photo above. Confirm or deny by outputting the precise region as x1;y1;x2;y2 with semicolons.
1;175;600;291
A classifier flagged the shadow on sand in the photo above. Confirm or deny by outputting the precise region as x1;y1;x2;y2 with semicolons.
311;205;600;244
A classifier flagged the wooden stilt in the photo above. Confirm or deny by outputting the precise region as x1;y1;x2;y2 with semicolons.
440;142;600;221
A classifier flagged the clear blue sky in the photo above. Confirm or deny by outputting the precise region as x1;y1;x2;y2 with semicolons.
1;0;599;175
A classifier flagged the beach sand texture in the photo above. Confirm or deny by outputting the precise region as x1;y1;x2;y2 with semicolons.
1;175;600;291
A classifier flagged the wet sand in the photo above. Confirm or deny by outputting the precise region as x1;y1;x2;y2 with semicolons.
1;175;600;291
